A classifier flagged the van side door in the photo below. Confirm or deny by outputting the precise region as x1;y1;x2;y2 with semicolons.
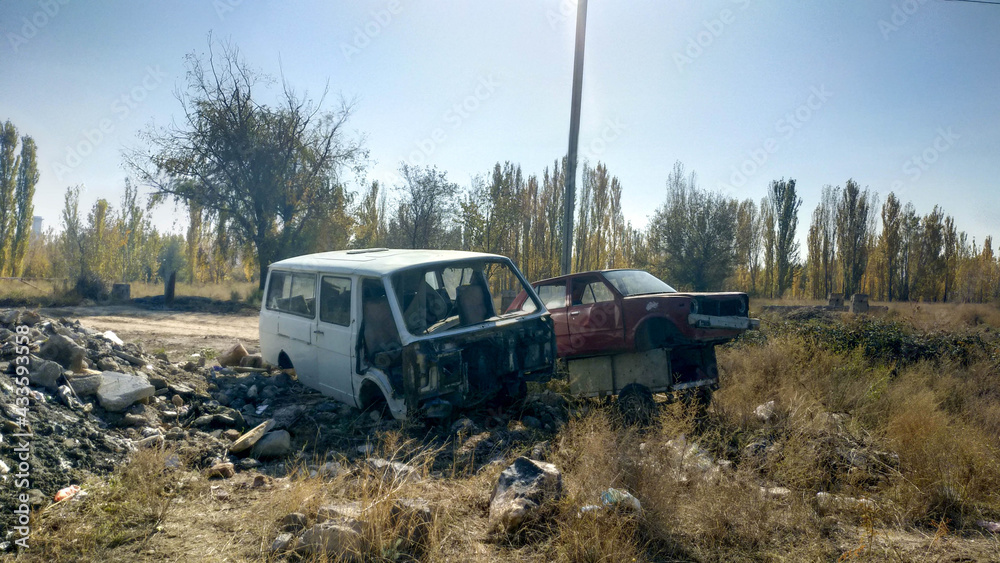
264;270;319;385
312;275;356;404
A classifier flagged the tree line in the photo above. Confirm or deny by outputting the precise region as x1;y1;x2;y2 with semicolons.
0;120;39;278
11;42;1000;304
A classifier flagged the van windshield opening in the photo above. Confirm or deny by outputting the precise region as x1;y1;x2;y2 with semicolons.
391;259;539;336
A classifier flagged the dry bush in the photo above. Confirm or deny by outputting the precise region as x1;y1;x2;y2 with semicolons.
128;281;258;301
886;301;1000;331
22;447;179;561
876;368;1000;525
239;430;447;562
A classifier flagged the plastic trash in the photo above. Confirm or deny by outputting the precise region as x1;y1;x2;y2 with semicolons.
54;485;81;502
977;520;1000;533
102;331;124;346
600;488;642;513
577;505;602;518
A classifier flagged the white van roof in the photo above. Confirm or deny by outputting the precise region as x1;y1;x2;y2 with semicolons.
268;249;509;277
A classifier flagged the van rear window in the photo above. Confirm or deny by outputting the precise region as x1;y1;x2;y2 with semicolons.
266;271;317;318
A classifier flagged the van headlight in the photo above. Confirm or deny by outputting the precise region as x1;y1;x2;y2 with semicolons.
690;299;699;314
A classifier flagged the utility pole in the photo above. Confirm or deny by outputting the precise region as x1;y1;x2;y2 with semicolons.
561;0;588;275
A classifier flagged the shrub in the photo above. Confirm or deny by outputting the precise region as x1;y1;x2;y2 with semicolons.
74;272;109;301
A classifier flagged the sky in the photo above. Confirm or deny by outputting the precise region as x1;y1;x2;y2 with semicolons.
1;0;998;249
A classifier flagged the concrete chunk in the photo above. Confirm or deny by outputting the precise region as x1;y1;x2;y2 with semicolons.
96;371;155;412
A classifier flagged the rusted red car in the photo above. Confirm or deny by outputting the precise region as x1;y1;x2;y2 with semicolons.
508;269;759;418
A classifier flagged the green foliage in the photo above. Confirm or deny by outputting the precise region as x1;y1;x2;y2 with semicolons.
770;315;996;368
74;271;110;301
767;178;801;297
648;161;738;291
129;40;366;289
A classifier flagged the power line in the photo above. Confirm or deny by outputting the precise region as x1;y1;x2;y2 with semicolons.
943;0;1000;6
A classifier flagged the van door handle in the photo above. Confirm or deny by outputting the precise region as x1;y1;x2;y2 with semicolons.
313;330;324;335
569;311;580;316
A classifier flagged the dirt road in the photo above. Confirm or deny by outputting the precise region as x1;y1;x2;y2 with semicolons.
42;304;260;358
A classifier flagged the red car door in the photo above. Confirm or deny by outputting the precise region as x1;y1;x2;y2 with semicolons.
565;276;625;357
531;281;570;356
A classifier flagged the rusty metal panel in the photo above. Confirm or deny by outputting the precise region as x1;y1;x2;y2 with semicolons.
611;348;671;392
567;355;613;396
568;349;672;396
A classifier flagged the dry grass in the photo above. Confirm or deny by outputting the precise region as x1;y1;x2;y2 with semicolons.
16;446;182;562
9;301;1000;562
129;281;258;302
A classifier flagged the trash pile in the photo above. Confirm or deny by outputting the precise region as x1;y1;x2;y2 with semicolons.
0;307;311;537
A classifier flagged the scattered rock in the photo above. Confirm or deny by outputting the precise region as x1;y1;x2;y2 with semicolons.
38;333;87;370
976;520;1000;533
17;310;41;326
229;419;275;454
251;430;291;459
206;462;235;479
28;358;63;390
193;414;216;427
488;456;563;534
66;373;102;397
450;417;479;435
96;371;155;412
391;498;434;552
172;394;184;408
272;404;305;429
754;400;776;421
96;357;121;372
218;343;249;367
280;512;309;533
530;441;551;461
147;374;168;389
270;532;296;555
297;518;368;561
317;502;364;523
521;415;541;429
365;458;419;484
239;354;263;369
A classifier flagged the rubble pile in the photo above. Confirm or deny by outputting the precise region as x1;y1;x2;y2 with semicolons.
0;308;307;533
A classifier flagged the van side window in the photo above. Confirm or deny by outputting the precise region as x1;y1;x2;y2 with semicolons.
266;270;317;318
320;276;351;326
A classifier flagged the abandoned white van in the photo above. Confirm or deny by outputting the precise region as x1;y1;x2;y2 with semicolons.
259;249;555;419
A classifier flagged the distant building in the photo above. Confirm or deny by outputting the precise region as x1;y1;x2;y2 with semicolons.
31;216;43;237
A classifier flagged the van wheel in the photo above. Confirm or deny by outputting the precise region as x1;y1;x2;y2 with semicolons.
617;383;656;426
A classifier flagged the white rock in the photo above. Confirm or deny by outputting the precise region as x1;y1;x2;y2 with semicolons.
102;330;124;346
754;400;776;421
96;371;155;412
